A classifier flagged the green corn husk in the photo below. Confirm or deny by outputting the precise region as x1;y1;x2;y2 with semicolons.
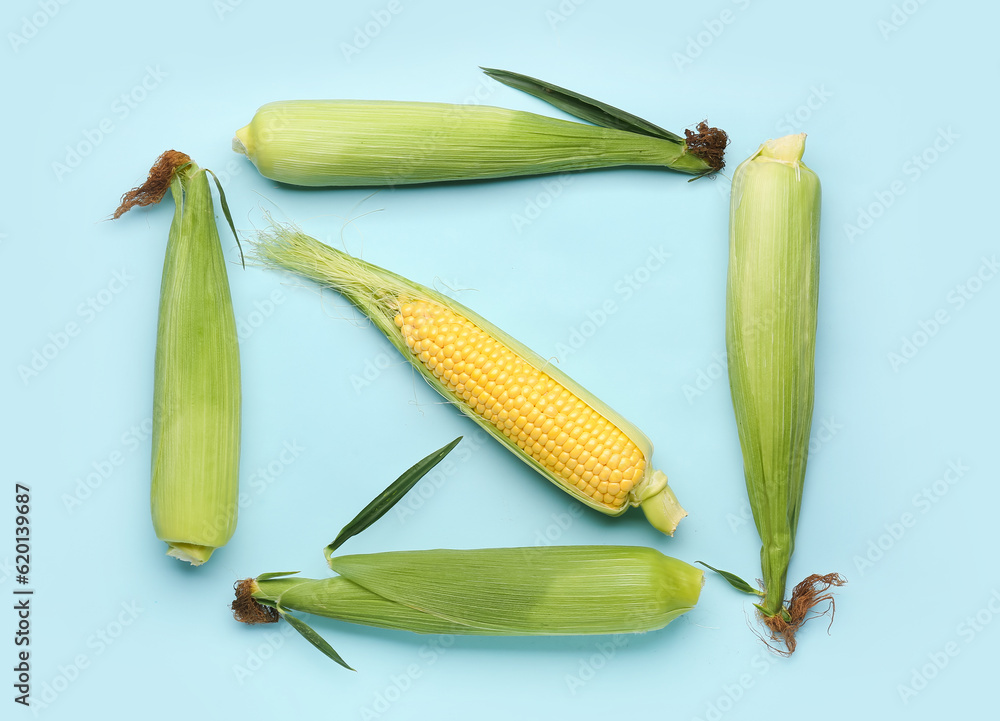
115;151;242;566
235;546;702;635
232;68;727;187
232;441;701;668
726;134;843;651
252;226;685;535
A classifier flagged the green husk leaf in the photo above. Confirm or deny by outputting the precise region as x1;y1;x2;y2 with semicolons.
324;436;462;559
207;169;245;268
256;571;300;581
753;604;792;623
328;546;702;635
277;607;354;670
253;575;479;635
696;562;760;595
482;67;683;143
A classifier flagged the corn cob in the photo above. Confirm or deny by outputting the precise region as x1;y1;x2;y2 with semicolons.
114;151;242;566
233;68;727;187
234;441;700;668
253;227;686;534
234;546;703;665
726;134;843;651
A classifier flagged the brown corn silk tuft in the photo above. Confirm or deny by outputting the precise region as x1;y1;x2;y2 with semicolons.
685;122;729;172
761;573;846;655
232;579;279;625
113;150;192;218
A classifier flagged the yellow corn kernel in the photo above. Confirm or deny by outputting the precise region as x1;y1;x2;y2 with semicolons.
397;299;639;510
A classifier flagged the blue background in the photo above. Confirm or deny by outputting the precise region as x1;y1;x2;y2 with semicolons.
3;0;997;719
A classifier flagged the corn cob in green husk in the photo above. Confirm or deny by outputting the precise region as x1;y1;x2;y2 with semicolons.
725;134;843;652
232;440;701;669
242;547;702;635
253;227;686;535
233;68;727;187
115;151;242;566
234;547;702;666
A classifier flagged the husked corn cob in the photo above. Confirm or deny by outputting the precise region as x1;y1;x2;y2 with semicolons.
254;227;685;534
